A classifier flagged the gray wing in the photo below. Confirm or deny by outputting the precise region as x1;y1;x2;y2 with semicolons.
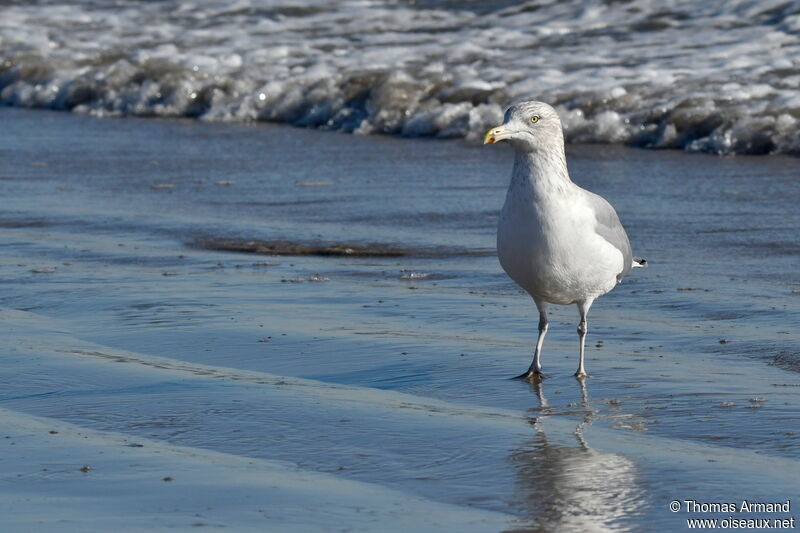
582;189;633;281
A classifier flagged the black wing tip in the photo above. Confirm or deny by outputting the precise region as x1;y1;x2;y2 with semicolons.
633;257;648;267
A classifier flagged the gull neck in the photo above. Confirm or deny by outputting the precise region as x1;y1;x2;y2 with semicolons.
511;147;572;194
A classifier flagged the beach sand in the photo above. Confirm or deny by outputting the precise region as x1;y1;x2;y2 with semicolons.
1;107;798;531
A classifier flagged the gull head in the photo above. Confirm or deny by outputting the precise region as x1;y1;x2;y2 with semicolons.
484;101;564;153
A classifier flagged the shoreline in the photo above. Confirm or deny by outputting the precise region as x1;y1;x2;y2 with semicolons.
4;104;800;159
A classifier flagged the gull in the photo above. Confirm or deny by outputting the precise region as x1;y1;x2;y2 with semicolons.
485;101;645;379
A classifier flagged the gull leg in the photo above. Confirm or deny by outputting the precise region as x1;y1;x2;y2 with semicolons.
532;303;548;373
516;300;548;379
575;299;593;378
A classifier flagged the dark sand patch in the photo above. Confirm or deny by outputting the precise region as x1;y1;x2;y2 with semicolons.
191;237;492;258
771;352;800;373
0;217;51;228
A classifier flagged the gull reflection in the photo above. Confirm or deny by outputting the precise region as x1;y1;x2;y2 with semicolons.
509;378;643;532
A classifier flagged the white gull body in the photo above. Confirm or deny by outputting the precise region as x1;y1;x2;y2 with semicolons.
485;101;645;378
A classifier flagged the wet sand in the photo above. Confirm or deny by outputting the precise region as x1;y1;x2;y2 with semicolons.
0;107;798;531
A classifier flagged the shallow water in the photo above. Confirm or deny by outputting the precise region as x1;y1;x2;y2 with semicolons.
2;1;800;154
0;108;799;531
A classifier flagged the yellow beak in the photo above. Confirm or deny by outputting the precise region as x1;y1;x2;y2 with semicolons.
484;124;513;144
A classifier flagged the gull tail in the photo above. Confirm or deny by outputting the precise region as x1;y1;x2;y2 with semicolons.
632;257;647;268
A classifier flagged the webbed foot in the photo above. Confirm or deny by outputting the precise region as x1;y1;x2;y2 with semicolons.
514;370;544;381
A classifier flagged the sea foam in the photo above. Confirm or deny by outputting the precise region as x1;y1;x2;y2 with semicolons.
2;0;800;154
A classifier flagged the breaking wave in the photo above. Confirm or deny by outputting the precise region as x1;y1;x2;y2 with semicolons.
2;0;800;154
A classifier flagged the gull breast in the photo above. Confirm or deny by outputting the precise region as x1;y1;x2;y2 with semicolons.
497;190;623;304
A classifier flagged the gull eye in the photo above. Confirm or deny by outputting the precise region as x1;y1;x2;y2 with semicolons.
530;115;540;124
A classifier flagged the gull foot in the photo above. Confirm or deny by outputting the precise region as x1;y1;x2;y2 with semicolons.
574;371;588;379
514;370;544;381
